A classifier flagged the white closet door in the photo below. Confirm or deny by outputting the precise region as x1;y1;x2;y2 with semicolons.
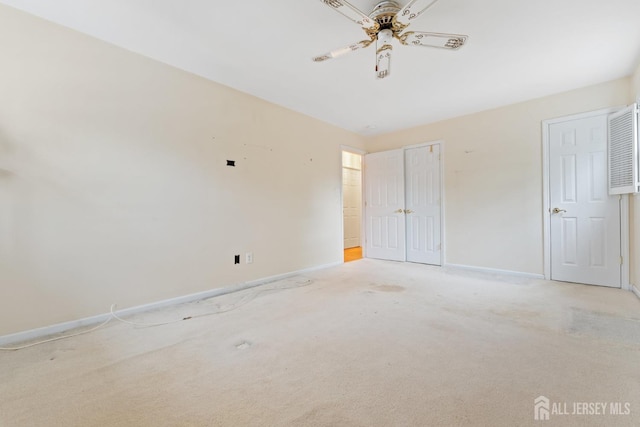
365;150;406;261
549;114;621;287
405;145;441;265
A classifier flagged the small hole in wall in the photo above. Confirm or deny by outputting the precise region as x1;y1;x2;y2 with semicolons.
227;160;236;167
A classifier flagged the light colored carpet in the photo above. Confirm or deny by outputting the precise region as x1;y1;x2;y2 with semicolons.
1;259;639;426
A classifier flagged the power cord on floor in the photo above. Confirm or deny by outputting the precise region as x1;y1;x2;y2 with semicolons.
0;314;114;351
116;278;314;327
109;304;192;328
0;278;314;351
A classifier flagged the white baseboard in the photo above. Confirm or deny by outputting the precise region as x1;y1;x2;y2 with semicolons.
444;263;545;280
0;312;114;348
0;261;341;347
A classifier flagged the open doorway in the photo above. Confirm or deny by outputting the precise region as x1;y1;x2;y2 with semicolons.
342;150;363;262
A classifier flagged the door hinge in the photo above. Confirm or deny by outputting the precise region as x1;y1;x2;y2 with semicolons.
620;256;624;265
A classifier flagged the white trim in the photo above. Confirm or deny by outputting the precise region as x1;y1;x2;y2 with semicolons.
0;262;341;347
541;107;627;287
620;195;631;290
0;313;114;348
340;147;365;256
361;152;367;258
439;142;446;267
542;107;624;125
340;145;366;155
542;119;551;280
403;141;440;150
445;263;545;280
340;149;346;256
632;285;640;300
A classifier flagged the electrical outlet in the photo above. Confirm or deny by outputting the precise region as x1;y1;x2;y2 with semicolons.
245;252;253;264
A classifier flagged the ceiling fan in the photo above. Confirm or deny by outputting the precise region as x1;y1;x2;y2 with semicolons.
313;0;468;79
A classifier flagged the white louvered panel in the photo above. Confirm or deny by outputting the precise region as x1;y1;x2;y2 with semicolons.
608;104;639;195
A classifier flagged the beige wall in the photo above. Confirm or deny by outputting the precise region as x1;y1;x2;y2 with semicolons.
633;62;640;99
0;6;364;336
366;78;632;275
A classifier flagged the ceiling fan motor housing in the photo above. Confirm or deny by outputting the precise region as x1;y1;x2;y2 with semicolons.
370;1;402;30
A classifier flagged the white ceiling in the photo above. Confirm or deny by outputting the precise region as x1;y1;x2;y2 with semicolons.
3;0;640;135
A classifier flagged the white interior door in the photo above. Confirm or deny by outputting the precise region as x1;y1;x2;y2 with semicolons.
343;166;362;249
549;114;621;287
365;150;406;261
405;145;442;265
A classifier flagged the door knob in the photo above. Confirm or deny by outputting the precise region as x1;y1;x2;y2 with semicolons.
394;209;404;213
404;209;414;214
552;207;567;214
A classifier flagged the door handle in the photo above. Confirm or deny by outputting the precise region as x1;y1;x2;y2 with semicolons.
551;207;567;214
394;209;404;214
404;209;414;214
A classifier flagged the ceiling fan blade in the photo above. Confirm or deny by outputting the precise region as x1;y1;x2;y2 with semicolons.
319;0;379;31
397;31;468;50
393;0;439;28
312;39;373;62
375;30;393;79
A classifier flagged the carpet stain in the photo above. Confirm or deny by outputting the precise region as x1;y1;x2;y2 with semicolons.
235;340;252;350
568;308;640;347
490;308;541;319
290;404;359;426
371;284;405;293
